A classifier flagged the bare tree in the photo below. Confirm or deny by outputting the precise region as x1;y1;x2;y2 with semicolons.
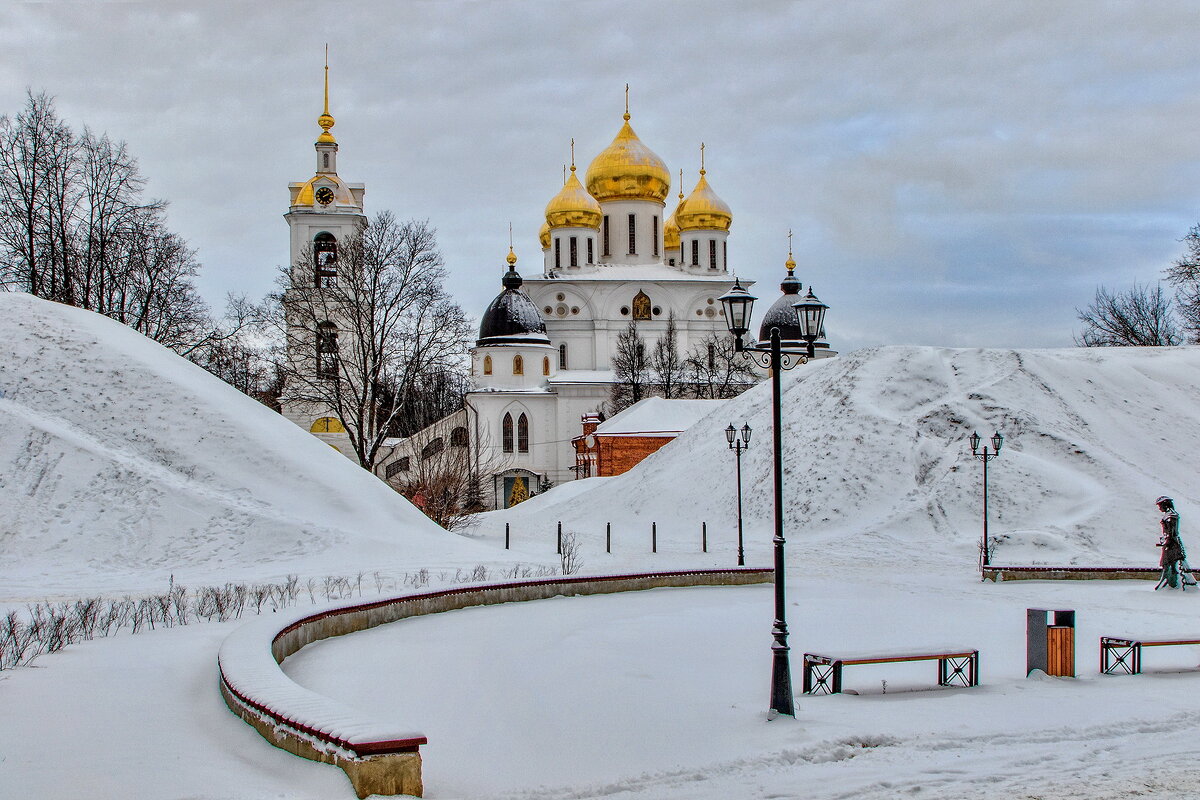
1075;283;1181;347
269;212;472;470
1164;223;1200;343
0;90;219;353
682;332;759;398
651;312;685;399
607;320;649;415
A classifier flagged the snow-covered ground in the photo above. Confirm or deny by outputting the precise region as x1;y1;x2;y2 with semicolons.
0;294;496;599
4;293;1200;798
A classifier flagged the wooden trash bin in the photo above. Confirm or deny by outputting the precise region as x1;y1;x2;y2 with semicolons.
1028;608;1075;677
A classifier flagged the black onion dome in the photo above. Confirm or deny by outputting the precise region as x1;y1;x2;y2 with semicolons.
758;271;805;345
477;266;549;346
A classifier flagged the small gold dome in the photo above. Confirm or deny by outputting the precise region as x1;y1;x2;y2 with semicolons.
539;220;551;249
676;171;732;232
585;117;671;204
507;246;518;266
545;166;602;229
317;111;336;144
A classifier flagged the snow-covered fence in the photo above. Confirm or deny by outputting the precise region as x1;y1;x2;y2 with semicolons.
218;567;773;798
983;565;1199;582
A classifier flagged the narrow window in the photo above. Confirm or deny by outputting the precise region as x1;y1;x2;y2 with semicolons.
691;239;699;266
707;343;716;371
602;215;610;257
323;153;329;169
723;240;727;270
502;413;514;453
513;354;524;375
314;233;337;287
421;437;444;460
450;427;468;447
653;215;659;256
554;238;561;269
517;413;530;453
587;237;594;264
483;355;492;375
569;236;578;267
543;356;550;375
628;214;636;255
709;239;717;269
316;322;338;379
559;343;568;369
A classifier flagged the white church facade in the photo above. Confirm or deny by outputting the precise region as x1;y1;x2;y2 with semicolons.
278;69;834;509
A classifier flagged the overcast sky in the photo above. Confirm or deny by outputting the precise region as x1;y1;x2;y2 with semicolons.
3;1;1199;352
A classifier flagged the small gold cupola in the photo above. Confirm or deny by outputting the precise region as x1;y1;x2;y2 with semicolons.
585;88;671;204
545;139;602;230
663;168;683;252
676;143;732;232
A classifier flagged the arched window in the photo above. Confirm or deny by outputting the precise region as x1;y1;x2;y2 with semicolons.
316;322;339;380
559;343;568;369
421;437;444;460
502;413;514;453
450;426;468;447
542;356;550;376
483;354;492;375
632;290;652;321
314;233;337;287
709;239;717;269
691;239;699;266
517;413;530;453
513;354;524;375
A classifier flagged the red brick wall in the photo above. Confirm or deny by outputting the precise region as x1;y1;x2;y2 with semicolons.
596;435;674;476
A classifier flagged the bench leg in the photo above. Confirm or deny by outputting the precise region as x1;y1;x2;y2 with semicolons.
1102;642;1140;675
832;661;842;694
939;654;978;688
804;662;837;695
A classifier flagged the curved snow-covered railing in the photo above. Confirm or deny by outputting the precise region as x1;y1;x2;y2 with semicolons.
219;567;773;798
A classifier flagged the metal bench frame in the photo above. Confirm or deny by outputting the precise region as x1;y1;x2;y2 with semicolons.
1100;636;1200;675
802;649;979;695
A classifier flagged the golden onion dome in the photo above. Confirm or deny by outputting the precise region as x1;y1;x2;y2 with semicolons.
545;166;602;229
676;170;732;232
585;114;671;204
539;220;551;249
663;180;683;251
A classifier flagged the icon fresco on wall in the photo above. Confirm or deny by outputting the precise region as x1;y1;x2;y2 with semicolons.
506;476;530;508
632;290;651;320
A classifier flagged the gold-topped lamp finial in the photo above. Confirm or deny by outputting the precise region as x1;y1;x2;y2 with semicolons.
317;45;336;143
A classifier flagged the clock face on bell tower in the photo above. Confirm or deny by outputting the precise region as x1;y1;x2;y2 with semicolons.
315;186;334;206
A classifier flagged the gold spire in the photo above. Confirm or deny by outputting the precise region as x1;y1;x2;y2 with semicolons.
786;229;796;274
317;45;336;144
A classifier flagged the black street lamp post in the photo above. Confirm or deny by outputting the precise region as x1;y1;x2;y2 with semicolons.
969;430;1003;569
725;422;752;567
718;278;828;719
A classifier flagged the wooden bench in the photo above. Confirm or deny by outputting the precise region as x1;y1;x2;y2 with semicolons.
1101;636;1200;675
802;648;979;695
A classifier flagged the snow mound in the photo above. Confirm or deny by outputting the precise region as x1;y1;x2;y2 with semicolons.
0;293;489;597
479;346;1200;570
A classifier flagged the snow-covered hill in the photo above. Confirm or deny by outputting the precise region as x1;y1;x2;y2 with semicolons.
479;345;1200;569
0;293;490;597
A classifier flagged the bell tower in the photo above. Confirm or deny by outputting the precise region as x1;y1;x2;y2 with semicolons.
280;50;367;449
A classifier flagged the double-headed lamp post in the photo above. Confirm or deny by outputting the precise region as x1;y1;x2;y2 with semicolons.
969;430;1003;569
718;278;828;719
726;423;753;567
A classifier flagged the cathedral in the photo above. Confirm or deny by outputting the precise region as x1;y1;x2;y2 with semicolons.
280;68;833;510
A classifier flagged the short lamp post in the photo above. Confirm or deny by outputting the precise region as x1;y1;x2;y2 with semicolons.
717;277;828;719
969;430;1003;569
725;423;752;567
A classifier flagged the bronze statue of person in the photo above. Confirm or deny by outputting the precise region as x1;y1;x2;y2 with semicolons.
1155;496;1192;590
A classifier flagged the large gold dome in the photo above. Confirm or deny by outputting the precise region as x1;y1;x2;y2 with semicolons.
539;220;551;249
585;116;671;204
545;166;602;229
676;171;732;232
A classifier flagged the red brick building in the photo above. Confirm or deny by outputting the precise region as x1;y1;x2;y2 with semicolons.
572;398;724;478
